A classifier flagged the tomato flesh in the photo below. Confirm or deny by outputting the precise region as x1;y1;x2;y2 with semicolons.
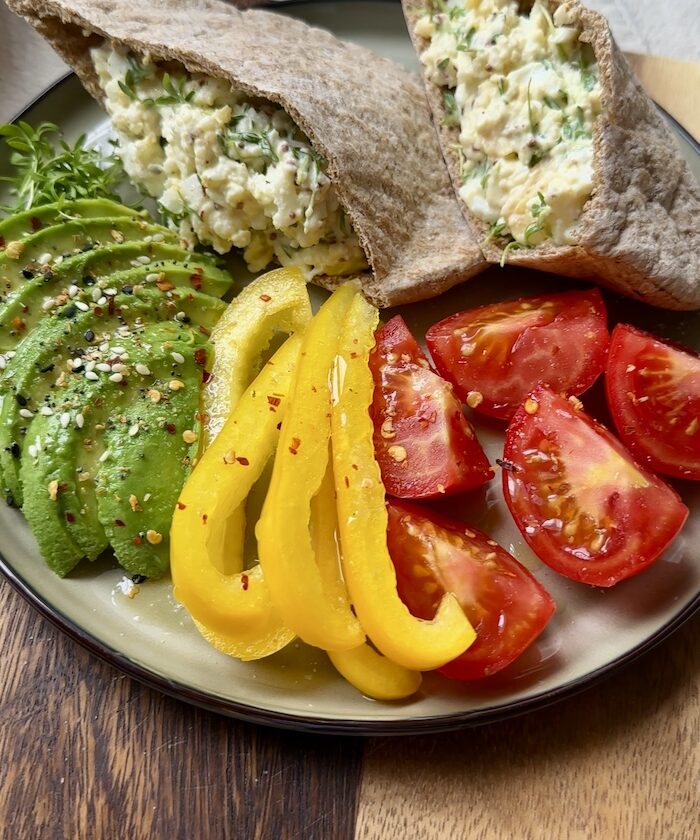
503;385;688;587
387;500;555;680
606;324;700;480
369;315;493;499
425;289;609;420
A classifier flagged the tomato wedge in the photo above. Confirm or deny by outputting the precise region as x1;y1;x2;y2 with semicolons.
386;500;555;680
425;289;609;420
369;315;493;499
503;385;688;587
606;324;700;480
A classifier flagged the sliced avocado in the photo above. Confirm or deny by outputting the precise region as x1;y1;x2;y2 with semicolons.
0;215;179;306
94;336;206;578
0;241;232;352
19;324;206;576
0;198;147;248
0;287;224;505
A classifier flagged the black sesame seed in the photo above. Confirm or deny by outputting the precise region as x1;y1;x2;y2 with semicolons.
22;269;34;280
9;443;20;458
84;329;95;343
39;363;55;374
81;243;94;253
14;394;27;407
5;492;14;507
61;305;77;319
122;285;133;295
83;274;95;286
131;574;147;584
43;271;53;282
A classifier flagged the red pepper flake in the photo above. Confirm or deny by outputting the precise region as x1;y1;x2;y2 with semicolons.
94;306;103;317
351;463;359;470
267;395;281;408
30;217;42;232
177;501;186;510
132;535;143;546
194;348;207;367
241;573;249;591
10;317;26;332
199;325;211;337
157;279;175;292
114;519;125;527
57;482;69;492
108;298;115;316
259;294;272;302
344;476;350;489
195;412;210;424
236;456;249;466
289;436;301;455
21;305;29;314
165;422;176;434
201;369;211;384
350;352;358;359
202;513;208;525
65;512;75;523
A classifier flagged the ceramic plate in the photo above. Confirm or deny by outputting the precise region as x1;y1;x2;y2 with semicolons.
1;2;699;735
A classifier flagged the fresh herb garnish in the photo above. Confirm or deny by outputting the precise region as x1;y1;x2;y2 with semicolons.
442;90;460;126
483;218;507;245
527;80;539;135
142;73;195;107
437;57;450;73
456;26;476;52
543;95;563;110
498;193;549;265
561;106;588;141
0;121;127;213
498;78;508;96
220;128;278;163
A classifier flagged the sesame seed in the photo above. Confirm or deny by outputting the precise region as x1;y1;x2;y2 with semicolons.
137;255;151;265
99;450;110;463
146;273;160;283
135;363;151;376
109;372;124;383
96;363;111;372
146;529;162;545
147;389;162;403
36;250;51;265
27;444;37;459
76;414;84;429
129;423;140;437
112;363;127;373
42;298;54;311
0;357;5;371
103;288;117;297
19;408;33;419
60;412;71;428
85;371;99;381
182;429;198;444
168;379;185;391
171;352;185;364
97;297;107;306
152;233;165;242
85;361;96;372
68;284;79;297
40;406;53;416
75;301;90;312
111;347;126;355
92;287;103;302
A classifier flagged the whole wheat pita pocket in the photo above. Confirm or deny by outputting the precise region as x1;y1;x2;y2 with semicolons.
403;0;700;311
6;0;488;308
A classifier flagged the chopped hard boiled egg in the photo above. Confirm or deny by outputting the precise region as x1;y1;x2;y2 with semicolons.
91;45;368;280
416;0;601;248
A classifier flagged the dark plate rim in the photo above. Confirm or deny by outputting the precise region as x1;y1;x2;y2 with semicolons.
1;68;699;736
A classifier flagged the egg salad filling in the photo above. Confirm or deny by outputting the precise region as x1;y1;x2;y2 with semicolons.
91;45;368;280
415;0;602;250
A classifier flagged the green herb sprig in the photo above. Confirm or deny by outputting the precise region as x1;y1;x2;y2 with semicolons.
142;73;195;107
220;128;278;163
0;121;126;213
499;192;550;265
442;90;460;127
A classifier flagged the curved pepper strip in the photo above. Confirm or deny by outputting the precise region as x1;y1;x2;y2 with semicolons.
312;455;422;699
204;266;312;443
256;283;365;652
170;334;301;661
328;645;422;701
203;267;312;574
330;293;477;671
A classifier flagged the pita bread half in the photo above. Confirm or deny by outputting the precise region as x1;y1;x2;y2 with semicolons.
403;0;700;311
6;0;488;308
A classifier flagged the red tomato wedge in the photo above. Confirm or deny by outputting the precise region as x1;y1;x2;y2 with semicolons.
503;385;688;587
386;500;555;680
606;324;700;480
369;316;493;499
425;289;610;420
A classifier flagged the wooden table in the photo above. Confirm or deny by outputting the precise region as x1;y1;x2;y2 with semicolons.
1;5;698;838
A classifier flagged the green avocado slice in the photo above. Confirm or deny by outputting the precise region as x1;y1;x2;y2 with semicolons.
0;287;224;506
19;324;206;576
0;215;179;306
94;339;205;578
0;199;148;248
0;241;232;352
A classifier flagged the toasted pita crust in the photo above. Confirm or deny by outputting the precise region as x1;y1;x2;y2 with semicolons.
7;0;487;308
403;0;700;311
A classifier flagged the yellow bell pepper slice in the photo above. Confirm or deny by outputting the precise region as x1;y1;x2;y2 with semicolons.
256;283;365;652
202;267;312;574
205;266;312;443
312;452;422;700
328;645;422;701
170;334;301;660
331;292;477;671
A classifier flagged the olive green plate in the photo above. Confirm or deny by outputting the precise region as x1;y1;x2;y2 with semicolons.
0;2;698;734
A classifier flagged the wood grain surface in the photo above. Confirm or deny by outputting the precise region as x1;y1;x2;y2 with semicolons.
0;4;699;840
